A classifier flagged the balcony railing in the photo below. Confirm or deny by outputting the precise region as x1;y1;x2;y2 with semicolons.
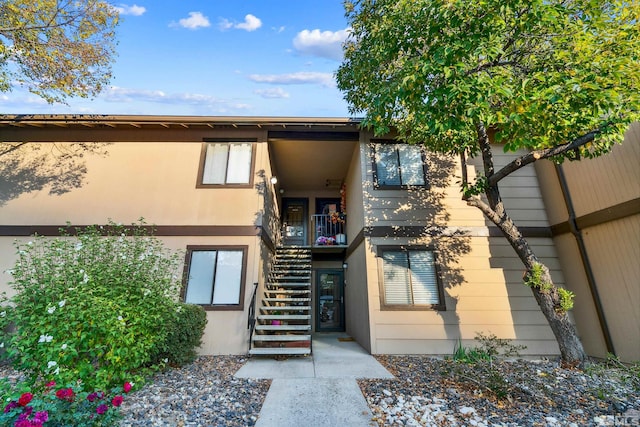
312;214;347;246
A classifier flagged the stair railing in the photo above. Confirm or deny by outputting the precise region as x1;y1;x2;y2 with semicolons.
247;282;258;349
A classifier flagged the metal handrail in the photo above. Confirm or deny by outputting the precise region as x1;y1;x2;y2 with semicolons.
247;282;258;349
312;214;347;245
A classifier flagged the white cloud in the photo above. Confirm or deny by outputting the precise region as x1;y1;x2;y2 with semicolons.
219;14;262;32
172;12;211;30
114;4;146;16
293;28;350;61
254;88;290;99
272;26;286;33
102;86;251;111
248;72;336;88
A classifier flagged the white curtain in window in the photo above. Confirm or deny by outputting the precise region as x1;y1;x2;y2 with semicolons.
185;251;217;304
382;251;412;304
375;144;402;186
226;143;252;184
409;251;439;304
202;144;228;184
398;145;425;185
212;250;243;304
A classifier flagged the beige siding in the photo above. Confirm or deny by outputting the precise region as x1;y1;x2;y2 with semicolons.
344;242;371;352
536;123;640;362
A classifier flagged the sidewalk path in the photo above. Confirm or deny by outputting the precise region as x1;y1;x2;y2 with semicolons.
234;333;394;427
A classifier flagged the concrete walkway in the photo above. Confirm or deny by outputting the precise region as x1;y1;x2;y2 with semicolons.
234;333;394;427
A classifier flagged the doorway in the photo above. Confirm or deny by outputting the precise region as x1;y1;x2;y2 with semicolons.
316;269;345;332
282;198;308;246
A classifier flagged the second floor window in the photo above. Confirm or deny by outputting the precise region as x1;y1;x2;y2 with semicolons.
372;143;428;188
199;142;254;186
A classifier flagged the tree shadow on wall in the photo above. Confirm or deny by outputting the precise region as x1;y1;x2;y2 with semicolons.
0;142;110;206
363;149;472;346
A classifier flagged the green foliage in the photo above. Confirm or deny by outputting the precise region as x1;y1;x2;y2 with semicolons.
585;353;640;394
557;288;575;312
338;0;639;158
150;302;207;368
474;332;527;359
1;221;185;390
0;379;130;427
0;0;119;103
524;263;551;291
451;340;492;364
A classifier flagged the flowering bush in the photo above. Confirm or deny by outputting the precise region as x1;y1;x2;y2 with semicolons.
315;236;336;246
0;379;132;427
1;221;186;390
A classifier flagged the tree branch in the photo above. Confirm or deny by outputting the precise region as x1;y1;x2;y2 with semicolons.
488;129;601;187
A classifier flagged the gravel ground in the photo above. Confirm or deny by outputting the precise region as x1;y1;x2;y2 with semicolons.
359;356;640;427
2;356;638;426
119;356;270;427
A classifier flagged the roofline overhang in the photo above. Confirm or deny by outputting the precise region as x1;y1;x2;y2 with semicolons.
0;114;364;131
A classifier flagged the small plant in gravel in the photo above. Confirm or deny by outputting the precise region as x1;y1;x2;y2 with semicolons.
0;379;133;426
449;333;527;401
585;354;640;396
0;220;188;390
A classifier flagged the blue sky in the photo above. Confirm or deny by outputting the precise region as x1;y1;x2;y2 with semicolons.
2;1;353;117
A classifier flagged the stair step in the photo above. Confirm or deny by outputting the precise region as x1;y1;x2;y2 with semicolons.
268;282;310;287
249;347;311;356
265;290;310;295
258;314;311;320
261;306;310;311
263;297;310;302
252;334;311;342
255;324;311;331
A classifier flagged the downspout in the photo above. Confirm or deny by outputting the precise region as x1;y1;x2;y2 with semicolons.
555;164;615;355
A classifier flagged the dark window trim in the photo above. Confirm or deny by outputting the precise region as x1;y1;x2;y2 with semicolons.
196;140;257;188
370;140;430;190
182;245;248;311
376;245;445;311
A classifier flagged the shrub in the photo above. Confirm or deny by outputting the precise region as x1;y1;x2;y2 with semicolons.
0;378;132;427
1;221;184;390
150;302;207;367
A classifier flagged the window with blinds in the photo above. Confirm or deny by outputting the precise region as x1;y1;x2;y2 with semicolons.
183;246;247;310
372;143;427;188
198;142;254;186
380;248;444;310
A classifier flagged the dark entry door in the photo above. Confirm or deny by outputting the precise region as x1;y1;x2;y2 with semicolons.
316;270;345;332
282;198;308;246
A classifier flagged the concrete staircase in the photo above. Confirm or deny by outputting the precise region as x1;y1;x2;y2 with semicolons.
249;247;312;356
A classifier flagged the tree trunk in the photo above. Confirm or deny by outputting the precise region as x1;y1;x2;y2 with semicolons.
463;123;587;366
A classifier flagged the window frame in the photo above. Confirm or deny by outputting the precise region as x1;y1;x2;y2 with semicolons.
181;245;248;311
196;139;257;188
370;141;430;190
376;245;445;311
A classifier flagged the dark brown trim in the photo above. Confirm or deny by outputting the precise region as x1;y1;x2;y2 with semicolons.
375;245;446;311
345;227;365;258
182;245;248;311
0;225;260;237
268;131;359;140
363;225;552;238
196;141;257;188
551;197;640;236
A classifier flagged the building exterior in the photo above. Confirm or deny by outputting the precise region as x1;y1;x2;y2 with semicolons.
0;115;637;361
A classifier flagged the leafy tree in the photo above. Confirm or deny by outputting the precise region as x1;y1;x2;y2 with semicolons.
0;0;119;103
337;0;639;365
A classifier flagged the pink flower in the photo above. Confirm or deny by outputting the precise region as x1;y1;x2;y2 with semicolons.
17;393;33;407
45;381;56;388
96;404;108;415
34;411;49;423
123;382;132;393
55;388;75;401
111;395;123;407
87;392;99;402
3;401;18;413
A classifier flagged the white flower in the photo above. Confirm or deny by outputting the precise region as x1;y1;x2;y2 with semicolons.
82;273;89;284
54;367;60;375
61;344;67;350
0;311;5;318
58;300;66;308
27;241;33;246
47;361;57;369
117;316;124;321
75;243;83;251
38;334;53;343
47;306;56;314
0;342;4;348
4;269;13;276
